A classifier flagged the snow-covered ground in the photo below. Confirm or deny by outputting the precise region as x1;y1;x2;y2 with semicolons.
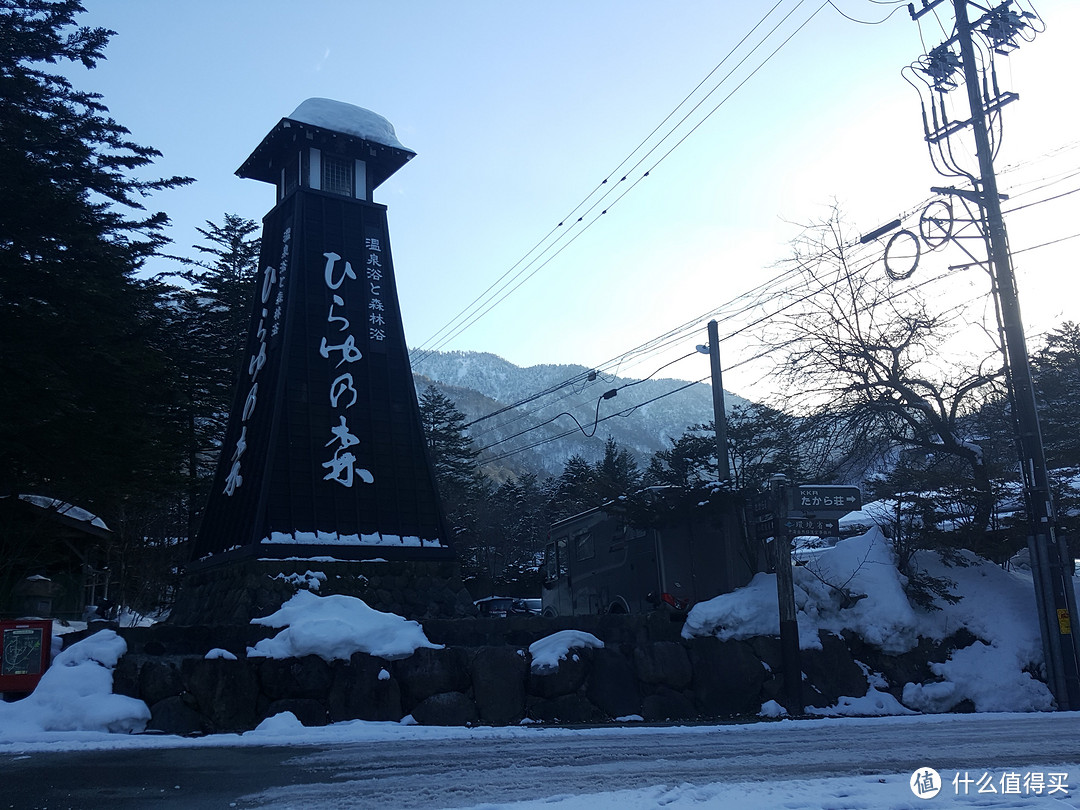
2;528;1078;807
2;714;1077;808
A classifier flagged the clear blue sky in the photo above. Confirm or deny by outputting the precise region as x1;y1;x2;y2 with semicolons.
69;0;1080;398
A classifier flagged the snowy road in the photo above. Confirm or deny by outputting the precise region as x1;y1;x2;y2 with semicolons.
4;713;1079;809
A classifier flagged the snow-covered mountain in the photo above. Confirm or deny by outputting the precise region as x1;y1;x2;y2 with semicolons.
412;350;752;480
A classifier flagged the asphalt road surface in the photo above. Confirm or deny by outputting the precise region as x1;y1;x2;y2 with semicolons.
3;714;1079;809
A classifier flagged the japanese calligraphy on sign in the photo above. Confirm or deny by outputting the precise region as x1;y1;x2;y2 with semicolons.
366;237;387;346
224;226;290;497
319;251;374;489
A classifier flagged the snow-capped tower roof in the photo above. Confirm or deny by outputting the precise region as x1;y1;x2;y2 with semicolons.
237;98;415;197
288;98;410;151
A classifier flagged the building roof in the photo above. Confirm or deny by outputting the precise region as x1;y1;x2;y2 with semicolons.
236;98;416;191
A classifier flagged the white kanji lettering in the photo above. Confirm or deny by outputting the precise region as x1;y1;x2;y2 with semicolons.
369;298;384;312
365;237;381;252
330;373;358;409
261;265;276;303
953;772;974;795
231;426;247;462
323;251;356;290
370;312;385;326
325;415;360;457
976;773;997;794
1024;772;1045;794
322;452;357;486
242;382;258;421
369;282;381;297
319;335;362;366
1047;774;1069;795
370;327;386;341
224;460;243;495
367;253;382;268
366;266;383;281
327;294;349;331
248;340;266;379
1000;773;1021;795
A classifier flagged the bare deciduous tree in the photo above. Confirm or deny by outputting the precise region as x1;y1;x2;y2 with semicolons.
763;209;1005;536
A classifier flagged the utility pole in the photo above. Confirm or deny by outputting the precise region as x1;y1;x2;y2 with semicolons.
770;474;802;715
908;0;1080;709
706;320;731;481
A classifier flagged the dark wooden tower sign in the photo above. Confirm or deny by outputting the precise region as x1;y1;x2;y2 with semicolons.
173;100;470;624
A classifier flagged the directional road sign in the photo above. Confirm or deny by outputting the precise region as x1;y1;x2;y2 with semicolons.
784;517;840;536
793;486;861;514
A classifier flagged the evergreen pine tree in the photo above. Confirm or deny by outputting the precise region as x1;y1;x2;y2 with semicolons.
1033;322;1080;471
552;454;596;518
159;215;261;537
418;387;481;495
0;0;190;510
592;436;641;502
645;424;716;488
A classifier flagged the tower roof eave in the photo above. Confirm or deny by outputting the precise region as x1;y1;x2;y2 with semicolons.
236;116;416;190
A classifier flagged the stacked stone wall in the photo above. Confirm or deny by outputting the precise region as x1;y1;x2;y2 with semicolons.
110;617;983;734
168;559;476;625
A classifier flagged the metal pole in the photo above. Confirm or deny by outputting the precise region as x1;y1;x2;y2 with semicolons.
707;320;731;481
952;0;1080;709
770;474;802;715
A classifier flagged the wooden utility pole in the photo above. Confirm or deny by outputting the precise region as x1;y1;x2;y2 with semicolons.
950;0;1080;711
707;320;731;481
770;474;802;715
909;0;1080;709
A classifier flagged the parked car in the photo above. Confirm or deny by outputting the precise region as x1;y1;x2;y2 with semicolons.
473;596;515;617
510;598;542;615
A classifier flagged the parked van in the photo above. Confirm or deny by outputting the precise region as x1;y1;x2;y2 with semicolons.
541;493;755;617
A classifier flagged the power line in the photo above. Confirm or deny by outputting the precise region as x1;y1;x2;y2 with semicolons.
477;241;993;465
481;376;711;464
826;0;908;25
462;206;917;451
1011;230;1080;256
473;235;898;462
454;169;1079;462
410;0;827;366
1002;185;1080;215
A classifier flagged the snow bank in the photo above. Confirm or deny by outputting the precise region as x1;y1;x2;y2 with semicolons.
0;630;149;738
809;687;915;717
247;590;441;661
684;528;1061;714
902;548;1056;712
529;630;604;672
903;641;1053;713
758;700;787;718
684;529;916;653
246;710;305;736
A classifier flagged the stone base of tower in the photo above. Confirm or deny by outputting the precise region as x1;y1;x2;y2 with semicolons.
169;557;476;626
